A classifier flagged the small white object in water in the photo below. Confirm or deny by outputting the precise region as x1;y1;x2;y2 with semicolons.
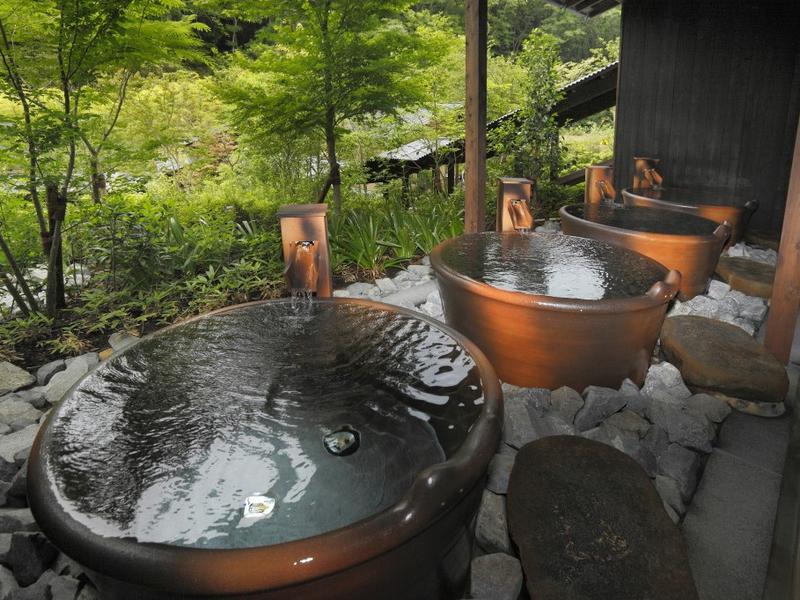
244;494;276;519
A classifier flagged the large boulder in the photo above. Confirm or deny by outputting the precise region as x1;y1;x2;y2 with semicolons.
715;257;774;298
507;436;697;600
661;316;788;411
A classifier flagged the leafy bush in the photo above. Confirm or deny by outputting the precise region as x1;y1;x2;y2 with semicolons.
330;191;464;280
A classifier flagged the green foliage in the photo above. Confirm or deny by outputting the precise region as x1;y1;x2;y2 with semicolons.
217;0;441;207
330;192;463;278
0;0;621;366
492;30;563;183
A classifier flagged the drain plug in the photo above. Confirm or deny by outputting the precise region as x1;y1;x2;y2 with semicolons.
323;426;360;456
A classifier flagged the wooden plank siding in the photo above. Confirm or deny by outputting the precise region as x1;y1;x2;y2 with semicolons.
613;0;800;233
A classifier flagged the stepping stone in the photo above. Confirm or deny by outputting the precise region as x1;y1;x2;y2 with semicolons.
744;229;780;251
715;257;774;299
507;436;698;600
661;316;788;416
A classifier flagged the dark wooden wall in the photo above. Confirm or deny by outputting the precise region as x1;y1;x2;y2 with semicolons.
613;0;800;233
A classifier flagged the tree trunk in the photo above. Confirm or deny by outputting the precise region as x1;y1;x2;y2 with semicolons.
0;232;38;312
0;270;29;317
89;153;106;204
44;184;66;314
317;106;342;211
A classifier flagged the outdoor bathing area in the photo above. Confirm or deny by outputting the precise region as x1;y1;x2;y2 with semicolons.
0;0;799;599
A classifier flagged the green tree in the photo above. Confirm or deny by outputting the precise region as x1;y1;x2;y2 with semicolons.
220;0;431;211
492;31;562;184
0;0;203;314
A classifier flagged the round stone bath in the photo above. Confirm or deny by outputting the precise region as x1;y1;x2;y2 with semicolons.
621;186;757;244
28;299;502;600
430;232;680;391
560;204;730;300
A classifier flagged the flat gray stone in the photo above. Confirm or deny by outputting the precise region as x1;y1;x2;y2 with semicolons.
643;362;692;402
606;410;650;438
35;361;65;387
655;475;686;515
648;397;715;453
44;358;90;405
0;533;11;563
374;277;398;295
470;553;523;600
686;393;731;424
12;389;46;410
48;575;80;600
65;353;98;369
643;425;670;460
530;411;576;439
619;378;650;417
108;331;139;353
51;553;84;579
6;569;55;600
486;454;515;495
716;411;791;476
658;444;701;501
550;386;583;423
0;509;38;534
7;532;57;586
502;394;536;450
0;565;17;600
683;449;781;600
475;490;512;555
0;365;34;397
6;462;26;501
0;426;38;464
407;264;432;278
345;282;376;297
574;386;626;431
598;424;657;476
0;399;41;428
706;280;730;300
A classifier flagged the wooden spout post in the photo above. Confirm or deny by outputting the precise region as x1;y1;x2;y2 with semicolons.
585;165;616;204
277;204;332;298
497;177;533;231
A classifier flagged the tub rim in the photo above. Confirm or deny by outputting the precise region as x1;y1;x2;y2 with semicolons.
558;203;732;250
27;297;503;596
430;231;682;314
621;186;759;212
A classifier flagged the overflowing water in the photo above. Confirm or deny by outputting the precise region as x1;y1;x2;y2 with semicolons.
43;302;485;550
438;232;667;300
566;204;719;235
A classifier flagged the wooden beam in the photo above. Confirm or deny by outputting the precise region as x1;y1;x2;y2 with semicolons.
465;0;487;233
764;115;800;363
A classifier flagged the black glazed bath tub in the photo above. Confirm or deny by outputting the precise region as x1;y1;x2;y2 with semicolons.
28;299;502;600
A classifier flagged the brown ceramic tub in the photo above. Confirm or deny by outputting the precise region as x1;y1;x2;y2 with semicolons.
560;204;730;300
431;232;681;391
622;187;756;244
28;299;502;600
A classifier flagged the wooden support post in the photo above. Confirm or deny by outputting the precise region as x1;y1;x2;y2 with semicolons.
465;0;487;233
764;117;800;364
